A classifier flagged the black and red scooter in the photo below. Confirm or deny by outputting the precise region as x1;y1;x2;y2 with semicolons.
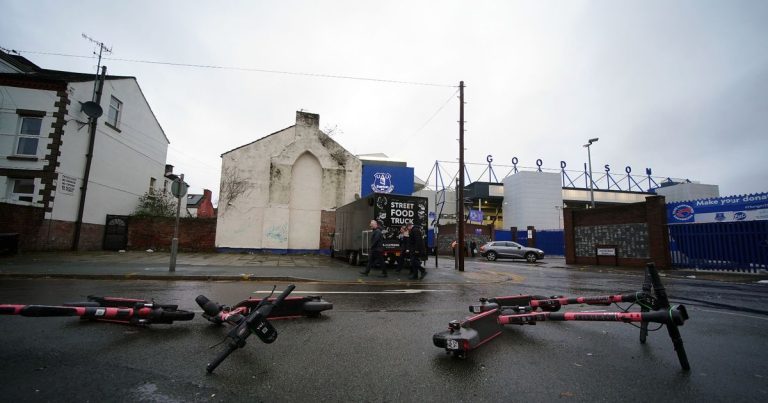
433;263;691;371
196;285;332;373
195;290;332;324
0;295;195;326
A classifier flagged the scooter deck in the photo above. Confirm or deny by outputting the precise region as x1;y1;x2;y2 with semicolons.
433;308;503;358
469;295;562;314
233;295;333;319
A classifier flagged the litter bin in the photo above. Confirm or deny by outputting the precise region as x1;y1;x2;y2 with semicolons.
0;233;20;255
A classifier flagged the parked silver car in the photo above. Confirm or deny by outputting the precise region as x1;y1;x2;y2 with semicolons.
478;241;545;263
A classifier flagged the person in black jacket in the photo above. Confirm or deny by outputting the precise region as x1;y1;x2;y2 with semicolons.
407;223;427;280
360;220;387;277
395;226;409;272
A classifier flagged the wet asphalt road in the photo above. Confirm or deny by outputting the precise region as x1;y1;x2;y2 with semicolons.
0;266;767;402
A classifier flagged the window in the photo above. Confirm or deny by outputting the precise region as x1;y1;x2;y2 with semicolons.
107;96;122;128
10;178;35;202
149;177;156;193
16;117;42;156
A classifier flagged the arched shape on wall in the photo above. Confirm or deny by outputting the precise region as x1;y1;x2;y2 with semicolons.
289;152;323;249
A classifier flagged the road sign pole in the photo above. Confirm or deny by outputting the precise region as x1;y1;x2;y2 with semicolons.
169;174;184;272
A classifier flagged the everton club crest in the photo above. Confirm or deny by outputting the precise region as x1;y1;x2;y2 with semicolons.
371;172;395;193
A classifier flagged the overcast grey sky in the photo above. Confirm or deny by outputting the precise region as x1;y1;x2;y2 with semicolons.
2;0;766;202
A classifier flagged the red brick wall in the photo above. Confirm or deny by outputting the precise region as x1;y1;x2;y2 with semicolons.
39;220;104;251
38;219;75;250
564;196;671;268
319;210;336;252
0;203;105;251
0;202;44;251
127;216;216;252
197;189;215;218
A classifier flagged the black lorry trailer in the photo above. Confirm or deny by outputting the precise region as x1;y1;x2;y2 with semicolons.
332;193;429;266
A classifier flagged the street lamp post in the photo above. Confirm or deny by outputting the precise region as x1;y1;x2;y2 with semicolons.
583;138;599;208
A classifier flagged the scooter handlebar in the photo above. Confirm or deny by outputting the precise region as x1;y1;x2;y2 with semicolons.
195;295;223;317
206;342;237;373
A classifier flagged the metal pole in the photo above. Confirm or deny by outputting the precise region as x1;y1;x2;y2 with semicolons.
169;174;183;272
587;145;594;208
478;198;482;224
458;81;465;272
434;161;439;269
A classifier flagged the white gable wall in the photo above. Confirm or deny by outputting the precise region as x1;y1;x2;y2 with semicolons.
216;112;362;251
52;79;169;224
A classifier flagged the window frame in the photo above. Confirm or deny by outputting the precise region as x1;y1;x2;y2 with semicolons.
15;115;43;157
9;178;36;203
107;95;122;129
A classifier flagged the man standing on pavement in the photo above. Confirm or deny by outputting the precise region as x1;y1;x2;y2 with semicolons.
395;226;409;273
407;223;427;280
360;219;386;277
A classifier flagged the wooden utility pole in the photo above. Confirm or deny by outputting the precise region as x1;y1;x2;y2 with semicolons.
72;66;106;250
457;81;465;271
73;34;111;250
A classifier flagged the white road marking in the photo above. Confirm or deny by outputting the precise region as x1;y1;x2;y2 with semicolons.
696;308;768;321
251;289;454;294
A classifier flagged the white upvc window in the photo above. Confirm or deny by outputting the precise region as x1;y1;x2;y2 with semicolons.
16;116;42;156
9;178;35;203
107;95;122;128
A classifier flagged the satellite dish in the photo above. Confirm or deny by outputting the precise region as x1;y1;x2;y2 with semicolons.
81;101;103;119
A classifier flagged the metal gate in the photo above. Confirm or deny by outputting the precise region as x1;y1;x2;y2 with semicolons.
103;215;129;251
668;220;768;273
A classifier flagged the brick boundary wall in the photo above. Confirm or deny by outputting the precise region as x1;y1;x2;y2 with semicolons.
0;203;105;251
127;216;216;252
319;210;335;253
0;203;45;251
564;195;671;269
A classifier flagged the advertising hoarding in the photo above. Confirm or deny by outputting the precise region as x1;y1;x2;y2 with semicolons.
361;165;414;198
667;192;768;224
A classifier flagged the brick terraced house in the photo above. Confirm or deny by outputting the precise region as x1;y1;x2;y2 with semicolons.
0;50;170;251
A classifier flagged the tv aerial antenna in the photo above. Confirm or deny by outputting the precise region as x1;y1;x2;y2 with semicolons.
81;33;112;101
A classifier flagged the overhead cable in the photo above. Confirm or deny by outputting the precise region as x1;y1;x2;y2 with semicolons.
11;49;456;88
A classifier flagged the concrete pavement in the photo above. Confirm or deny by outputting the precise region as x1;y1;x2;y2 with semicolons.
1;250;766;284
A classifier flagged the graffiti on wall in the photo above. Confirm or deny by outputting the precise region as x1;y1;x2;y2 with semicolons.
265;224;288;243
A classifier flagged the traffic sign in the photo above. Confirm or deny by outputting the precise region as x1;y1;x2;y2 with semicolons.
171;178;188;198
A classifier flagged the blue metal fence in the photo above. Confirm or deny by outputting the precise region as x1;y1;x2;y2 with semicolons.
493;230;512;241
668;220;768;273
493;229;565;256
537;230;565;256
